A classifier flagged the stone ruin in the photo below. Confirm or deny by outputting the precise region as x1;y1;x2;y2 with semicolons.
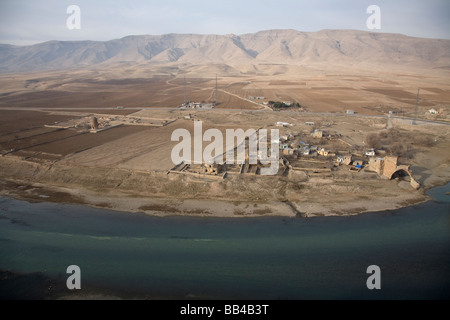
90;117;99;130
204;163;222;175
368;155;420;189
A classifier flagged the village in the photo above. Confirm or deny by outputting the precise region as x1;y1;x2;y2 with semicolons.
275;123;420;190
169;94;446;192
168;117;421;190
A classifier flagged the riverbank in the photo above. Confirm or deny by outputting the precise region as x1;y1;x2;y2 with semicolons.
0;154;442;217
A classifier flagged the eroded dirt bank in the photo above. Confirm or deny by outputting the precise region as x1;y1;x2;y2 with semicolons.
0;155;438;217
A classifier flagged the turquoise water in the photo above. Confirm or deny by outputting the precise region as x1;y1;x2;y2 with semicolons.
0;184;449;299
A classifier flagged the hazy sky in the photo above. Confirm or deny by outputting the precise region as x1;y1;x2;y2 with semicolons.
1;0;449;45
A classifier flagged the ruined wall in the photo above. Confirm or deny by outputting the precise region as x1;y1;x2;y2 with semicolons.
368;158;383;175
391;165;420;190
342;156;352;166
410;177;420;190
313;130;323;138
382;156;398;179
90;117;99;130
204;163;221;175
368;155;420;190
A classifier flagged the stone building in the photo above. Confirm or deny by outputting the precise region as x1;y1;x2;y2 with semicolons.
312;129;323;138
368;157;384;175
204;163;221;175
367;155;420;189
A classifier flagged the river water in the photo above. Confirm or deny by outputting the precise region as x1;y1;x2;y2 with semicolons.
0;184;449;299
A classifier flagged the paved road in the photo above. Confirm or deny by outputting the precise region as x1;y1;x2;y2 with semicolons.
1;106;449;126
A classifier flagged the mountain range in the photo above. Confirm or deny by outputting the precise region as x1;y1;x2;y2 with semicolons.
1;29;450;73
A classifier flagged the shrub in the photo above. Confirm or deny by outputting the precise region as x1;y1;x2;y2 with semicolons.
365;133;381;149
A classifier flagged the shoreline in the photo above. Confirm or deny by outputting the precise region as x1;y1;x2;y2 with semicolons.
0;176;439;218
0;154;447;218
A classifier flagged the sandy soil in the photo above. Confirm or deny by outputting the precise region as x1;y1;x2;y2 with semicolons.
0;173;431;218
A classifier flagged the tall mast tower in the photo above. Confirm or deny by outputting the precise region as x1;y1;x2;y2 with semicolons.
215;74;218;106
413;88;420;125
184;76;187;105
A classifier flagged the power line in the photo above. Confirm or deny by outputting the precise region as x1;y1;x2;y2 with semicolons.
215;74;218;106
413;88;420;125
184;76;186;104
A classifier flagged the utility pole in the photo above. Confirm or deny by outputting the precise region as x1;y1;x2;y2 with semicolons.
215;74;218;106
184;76;187;105
413;88;420;125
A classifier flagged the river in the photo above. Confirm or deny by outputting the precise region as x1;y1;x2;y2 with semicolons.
0;184;449;299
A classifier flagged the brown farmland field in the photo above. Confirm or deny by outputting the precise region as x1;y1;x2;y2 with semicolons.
1;66;449;114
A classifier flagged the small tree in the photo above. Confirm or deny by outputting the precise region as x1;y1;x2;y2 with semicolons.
389;143;404;155
365;133;381;149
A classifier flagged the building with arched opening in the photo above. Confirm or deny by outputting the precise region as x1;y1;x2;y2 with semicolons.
368;155;420;189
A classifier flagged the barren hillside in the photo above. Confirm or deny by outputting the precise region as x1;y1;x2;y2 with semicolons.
1;29;449;73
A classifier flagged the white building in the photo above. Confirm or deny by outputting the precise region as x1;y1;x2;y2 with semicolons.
365;149;376;157
276;122;290;127
428;108;439;115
